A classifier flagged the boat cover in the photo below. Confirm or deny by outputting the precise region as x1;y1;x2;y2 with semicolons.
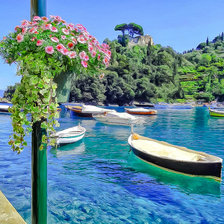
127;107;153;112
82;105;114;113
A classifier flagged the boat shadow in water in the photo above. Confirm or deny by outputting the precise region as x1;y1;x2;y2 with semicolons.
126;152;221;197
50;141;85;158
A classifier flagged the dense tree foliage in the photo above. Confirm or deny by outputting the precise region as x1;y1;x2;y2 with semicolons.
6;32;224;105
69;40;186;105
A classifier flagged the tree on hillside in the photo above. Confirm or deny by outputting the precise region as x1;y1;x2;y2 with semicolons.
114;23;128;38
114;23;144;46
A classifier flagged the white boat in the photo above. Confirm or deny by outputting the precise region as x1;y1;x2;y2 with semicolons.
128;133;222;179
0;104;11;114
53;125;86;145
93;111;145;125
66;104;115;117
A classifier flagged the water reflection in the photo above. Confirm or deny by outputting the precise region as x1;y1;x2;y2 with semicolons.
127;153;221;197
50;141;85;158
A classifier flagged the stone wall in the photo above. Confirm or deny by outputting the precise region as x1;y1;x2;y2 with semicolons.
128;34;154;48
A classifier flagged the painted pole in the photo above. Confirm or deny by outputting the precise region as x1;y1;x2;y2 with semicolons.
30;1;47;224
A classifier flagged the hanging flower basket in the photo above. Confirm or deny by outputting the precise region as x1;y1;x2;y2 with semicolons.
0;15;111;152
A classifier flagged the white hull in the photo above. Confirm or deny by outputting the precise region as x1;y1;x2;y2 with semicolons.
93;111;145;126
53;125;86;146
56;133;85;145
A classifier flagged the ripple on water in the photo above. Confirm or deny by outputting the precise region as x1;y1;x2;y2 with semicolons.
0;107;224;224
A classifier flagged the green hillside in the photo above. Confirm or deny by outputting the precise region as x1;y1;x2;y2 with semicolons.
69;32;224;105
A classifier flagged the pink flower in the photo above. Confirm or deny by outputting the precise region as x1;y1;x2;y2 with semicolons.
21;20;29;27
91;50;96;58
97;55;101;60
61;48;69;55
71;37;77;44
16;34;24;43
67;23;75;30
84;55;89;61
77;35;86;44
76;24;87;32
79;51;86;60
68;51;77;58
88;45;93;52
44;24;52;30
56;44;64;52
62;28;69;35
50;26;58;32
36;40;44;46
106;50;111;57
45;46;54;54
50;15;62;22
102;43;110;50
29;27;37;33
103;56;109;65
33;16;41;22
81;60;88;68
61;35;66;40
51;37;59;43
41;16;49;22
67;42;74;49
22;28;27;34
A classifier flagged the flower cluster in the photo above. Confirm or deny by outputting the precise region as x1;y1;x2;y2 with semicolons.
0;16;111;153
2;15;111;69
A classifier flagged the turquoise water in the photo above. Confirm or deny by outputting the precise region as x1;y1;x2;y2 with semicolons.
0;107;224;223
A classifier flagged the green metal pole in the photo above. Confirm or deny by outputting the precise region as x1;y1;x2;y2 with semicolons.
30;1;47;224
31;121;47;224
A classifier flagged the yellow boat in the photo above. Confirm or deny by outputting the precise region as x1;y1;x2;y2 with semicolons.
209;108;224;117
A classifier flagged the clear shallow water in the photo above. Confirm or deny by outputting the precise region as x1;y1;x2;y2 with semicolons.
0;107;224;223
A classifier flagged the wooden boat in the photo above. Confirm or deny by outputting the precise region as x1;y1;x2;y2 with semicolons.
52;125;86;146
125;107;157;115
209;108;224;117
93;111;145;125
66;105;114;117
128;133;222;179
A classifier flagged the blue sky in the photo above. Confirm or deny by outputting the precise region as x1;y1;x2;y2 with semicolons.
0;0;224;90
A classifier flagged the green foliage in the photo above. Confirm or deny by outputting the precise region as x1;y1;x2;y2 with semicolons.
70;30;224;105
3;83;20;101
0;16;110;153
70;40;185;105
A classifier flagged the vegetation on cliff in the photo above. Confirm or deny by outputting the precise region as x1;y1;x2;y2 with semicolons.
5;32;224;105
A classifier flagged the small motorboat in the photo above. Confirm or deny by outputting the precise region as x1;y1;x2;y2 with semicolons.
128;133;222;180
125;107;157;115
66;105;114;117
0;103;12;115
93;111;145;125
52;124;86;146
209;108;224;117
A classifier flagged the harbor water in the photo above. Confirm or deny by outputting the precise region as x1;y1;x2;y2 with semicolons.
0;107;224;223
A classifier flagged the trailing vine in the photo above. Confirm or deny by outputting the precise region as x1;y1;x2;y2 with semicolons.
0;16;111;153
